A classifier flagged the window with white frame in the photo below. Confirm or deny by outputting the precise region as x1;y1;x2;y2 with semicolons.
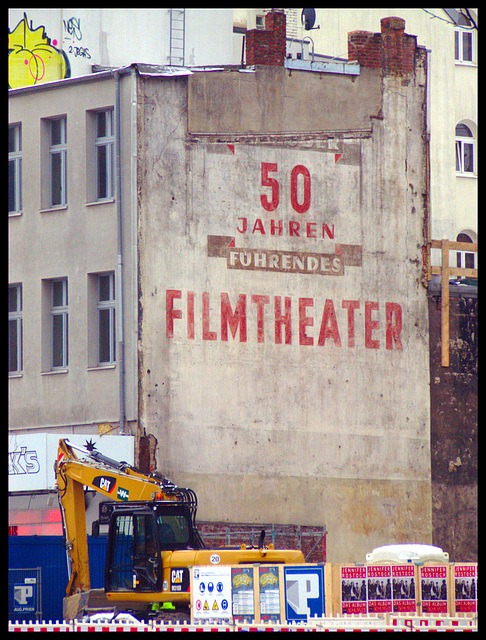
456;232;477;274
49;117;67;206
8;284;23;374
97;272;116;365
454;27;474;64
51;278;69;369
8;124;22;215
95;110;115;200
455;123;475;175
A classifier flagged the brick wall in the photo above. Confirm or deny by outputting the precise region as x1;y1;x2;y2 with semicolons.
348;17;417;75
199;521;326;563
245;9;286;67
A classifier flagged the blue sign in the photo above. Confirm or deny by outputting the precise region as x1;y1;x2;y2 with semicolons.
9;573;38;619
284;566;325;621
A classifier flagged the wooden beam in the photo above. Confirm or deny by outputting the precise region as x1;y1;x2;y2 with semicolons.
429;238;478;368
441;239;450;367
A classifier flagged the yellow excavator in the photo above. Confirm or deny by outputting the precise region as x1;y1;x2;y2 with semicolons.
56;438;305;622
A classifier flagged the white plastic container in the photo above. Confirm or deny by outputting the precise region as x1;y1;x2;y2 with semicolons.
366;544;449;564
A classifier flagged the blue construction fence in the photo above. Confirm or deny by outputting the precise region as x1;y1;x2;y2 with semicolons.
8;535;108;622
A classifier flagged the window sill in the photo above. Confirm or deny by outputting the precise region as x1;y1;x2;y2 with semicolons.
8;211;23;218
8;372;23;379
456;172;477;179
41;368;69;375
39;205;68;214
454;60;477;68
87;364;116;371
85;198;115;207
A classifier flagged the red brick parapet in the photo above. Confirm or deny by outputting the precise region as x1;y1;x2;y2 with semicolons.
348;17;418;76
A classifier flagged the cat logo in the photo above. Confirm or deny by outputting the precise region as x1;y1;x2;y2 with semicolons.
171;569;183;584
170;567;189;592
92;475;116;494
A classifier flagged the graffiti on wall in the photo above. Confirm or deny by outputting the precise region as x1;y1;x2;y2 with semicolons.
62;16;92;60
8;12;71;89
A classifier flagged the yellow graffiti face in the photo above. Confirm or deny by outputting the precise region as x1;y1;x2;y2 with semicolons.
8;13;70;89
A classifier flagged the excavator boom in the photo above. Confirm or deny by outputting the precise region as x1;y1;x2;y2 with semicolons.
56;438;198;595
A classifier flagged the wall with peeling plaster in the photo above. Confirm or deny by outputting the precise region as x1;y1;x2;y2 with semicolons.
137;44;431;564
428;290;478;562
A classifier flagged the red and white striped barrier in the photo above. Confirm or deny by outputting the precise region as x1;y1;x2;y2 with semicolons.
8;616;478;632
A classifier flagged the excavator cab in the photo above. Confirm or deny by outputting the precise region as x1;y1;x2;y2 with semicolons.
105;502;197;593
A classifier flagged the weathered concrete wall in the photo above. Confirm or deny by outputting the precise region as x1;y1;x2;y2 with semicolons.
137;27;430;563
428;290;478;562
188;66;382;134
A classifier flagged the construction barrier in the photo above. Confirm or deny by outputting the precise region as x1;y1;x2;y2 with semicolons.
9;561;478;631
8;615;478;632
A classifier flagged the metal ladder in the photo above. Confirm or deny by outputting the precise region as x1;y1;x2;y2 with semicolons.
169;8;185;66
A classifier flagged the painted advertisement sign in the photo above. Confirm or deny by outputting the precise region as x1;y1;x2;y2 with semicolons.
165;156;405;352
140;64;430;555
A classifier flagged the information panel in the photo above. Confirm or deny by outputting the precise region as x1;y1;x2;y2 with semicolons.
191;565;232;622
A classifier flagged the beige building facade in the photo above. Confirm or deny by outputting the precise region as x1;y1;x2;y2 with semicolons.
236;9;478;261
10;10;474;562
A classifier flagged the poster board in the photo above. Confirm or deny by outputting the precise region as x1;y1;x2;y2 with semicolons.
191;563;327;624
419;563;449;615
451;563;477;615
334;563;419;616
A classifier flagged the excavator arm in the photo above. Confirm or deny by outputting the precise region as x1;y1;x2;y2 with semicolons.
55;438;186;596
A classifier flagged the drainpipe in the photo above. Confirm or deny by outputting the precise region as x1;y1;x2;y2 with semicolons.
114;69;127;435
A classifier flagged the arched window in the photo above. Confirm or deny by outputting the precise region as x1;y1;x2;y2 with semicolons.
455;123;475;174
456;231;477;275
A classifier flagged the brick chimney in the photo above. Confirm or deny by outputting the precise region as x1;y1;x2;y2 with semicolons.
246;9;286;66
348;17;417;76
